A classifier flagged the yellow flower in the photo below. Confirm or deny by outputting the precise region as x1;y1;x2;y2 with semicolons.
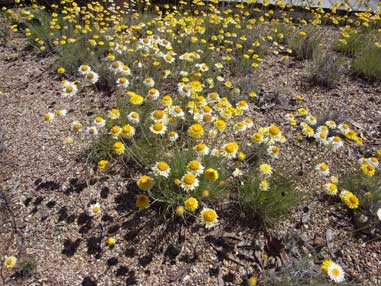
259;163;272;176
248;276;257;286
222;142;239;158
214;119;226;131
4;256;17;269
184;197;199;212
137;175;154;191
188;124;204;139
120;124;135;138
136;195;150;209
57;67;65;74
130;94;144;105
98;160;109;171
205;168;219;181
342;192;359;209
176;206;184;216
113;141;125;155
180;173;199;191
361;163;375;177
200;208;218;228
321;259;334;275
105;237;116;247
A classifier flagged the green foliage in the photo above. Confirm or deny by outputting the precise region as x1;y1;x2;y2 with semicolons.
286;27;322;60
239;171;298;228
339;171;381;224
352;44;381;81
306;50;345;89
334;32;370;57
148;149;228;213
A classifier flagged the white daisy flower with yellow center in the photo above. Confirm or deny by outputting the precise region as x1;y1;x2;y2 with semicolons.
267;145;280;159
314;131;329;145
180;173;199;192
315;163;330;176
110;61;124;73
200;208;218;229
328;136;343;150
221;142;239;159
169;106;185;119
306;115;317;126
150;122;167;135
54;109;67;117
94;116;106;127
147;88;160;100
108;109;120;119
116;77;129;88
323;183;338;196
62;81;78;97
88;203;101;217
327;262;345;283
194;143;209;156
325;120;337;129
143;77;155;88
168;131;179;142
86;126;98;136
43;112;55;121
152;161;171;178
78;64;91;75
71;120;82;132
150;110;168;123
86;71;99;84
127;112;140;124
186;160;204;176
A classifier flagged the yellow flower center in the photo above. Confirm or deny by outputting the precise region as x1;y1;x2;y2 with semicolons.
119;77;126;84
189;161;200;170
203;210;217;222
153;123;163;131
92;207;99;214
66;85;73;93
332;268;340;277
269;125;280;136
184;174;196;185
157;162;169;171
153;110;164;119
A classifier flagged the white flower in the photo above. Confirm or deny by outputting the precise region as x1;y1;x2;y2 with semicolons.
327;262;345;283
127;112;140;124
88;203;101;217
152;161;171;178
62;81;78;97
86;126;98;136
377;208;381;221
143;77;155;88
315;163;330;176
116;77;129;88
85;71;99;84
232;168;243;177
78;64;91;75
94;117;106;127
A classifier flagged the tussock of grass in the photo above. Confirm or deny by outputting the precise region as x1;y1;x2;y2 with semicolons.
239;171;298;228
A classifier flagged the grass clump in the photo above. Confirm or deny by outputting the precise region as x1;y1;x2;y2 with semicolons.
352;44;381;81
286;26;323;60
238;170;298;228
306;50;345;89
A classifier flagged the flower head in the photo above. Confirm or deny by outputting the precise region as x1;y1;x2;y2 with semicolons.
136;195;150;209
88;203;101;217
180;173;199;192
184;197;199;212
4;256;17;269
137;175;154;191
200;208;218;228
152;161;171;177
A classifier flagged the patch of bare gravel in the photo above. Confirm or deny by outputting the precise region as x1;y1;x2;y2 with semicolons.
0;38;381;286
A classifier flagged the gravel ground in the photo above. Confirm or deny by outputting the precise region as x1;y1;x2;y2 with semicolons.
0;37;381;286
